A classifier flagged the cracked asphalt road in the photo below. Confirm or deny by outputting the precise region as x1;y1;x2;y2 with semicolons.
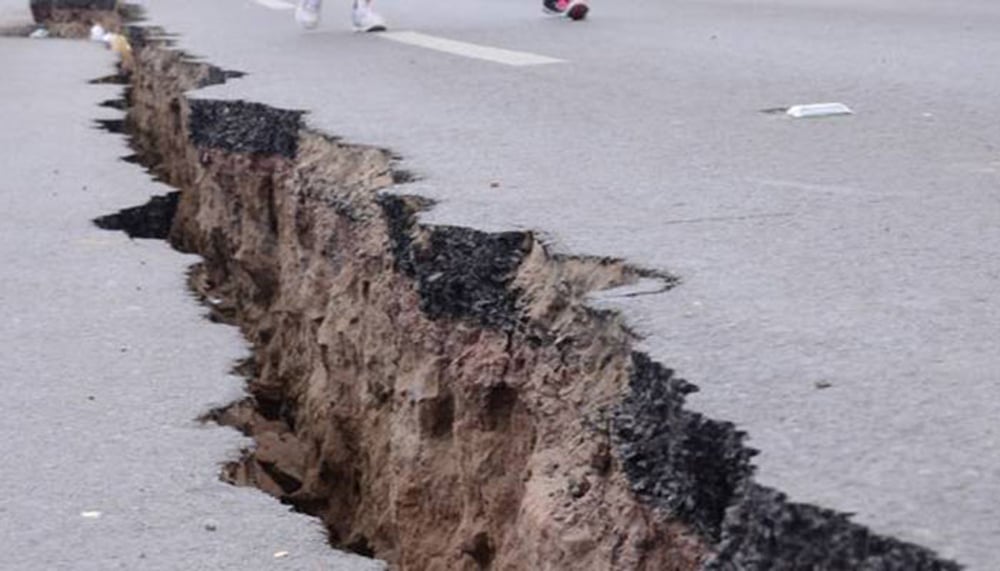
0;7;382;568
3;0;999;567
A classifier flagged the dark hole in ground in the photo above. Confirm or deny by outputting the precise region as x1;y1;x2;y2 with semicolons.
419;391;455;438
260;461;303;495
93;192;179;239
483;383;517;431
99;98;127;111
89;73;130;85
289;497;329;515
326;526;378;558
344;535;376;558
231;356;257;378
392;169;418;184
464;532;496;569
95;118;126;134
255;395;283;421
254;395;296;431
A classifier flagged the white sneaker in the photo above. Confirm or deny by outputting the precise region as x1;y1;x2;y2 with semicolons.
352;0;387;32
296;0;323;29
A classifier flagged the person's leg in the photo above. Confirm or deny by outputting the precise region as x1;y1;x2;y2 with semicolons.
296;0;323;29
297;0;385;31
351;0;386;32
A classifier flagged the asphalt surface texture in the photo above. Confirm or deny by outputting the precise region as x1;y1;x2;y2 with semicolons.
0;6;383;569
4;0;999;568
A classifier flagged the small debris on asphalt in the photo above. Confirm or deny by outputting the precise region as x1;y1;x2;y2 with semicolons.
92;32;135;71
489;180;501;188
786;103;853;119
80;511;102;519
814;380;834;390
29;28;49;39
273;551;290;559
108;33;131;50
204;519;219;532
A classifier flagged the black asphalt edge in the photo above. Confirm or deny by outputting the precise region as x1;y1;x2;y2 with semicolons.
376;194;529;331
371;106;964;571
188;100;304;159
614;354;960;570
94;18;964;571
93;191;179;239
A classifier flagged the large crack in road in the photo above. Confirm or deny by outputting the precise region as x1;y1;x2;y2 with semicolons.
80;7;963;570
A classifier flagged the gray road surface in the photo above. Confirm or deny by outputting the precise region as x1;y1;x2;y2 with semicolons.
135;0;1000;567
3;0;999;568
0;26;382;571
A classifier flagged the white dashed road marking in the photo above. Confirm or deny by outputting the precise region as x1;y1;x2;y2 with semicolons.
254;0;295;11
380;31;564;66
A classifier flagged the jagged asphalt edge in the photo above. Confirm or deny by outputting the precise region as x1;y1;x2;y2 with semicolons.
94;19;964;571
377;198;961;571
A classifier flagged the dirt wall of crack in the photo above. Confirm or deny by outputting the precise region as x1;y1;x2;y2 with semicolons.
15;0;128;38
93;18;962;571
114;30;702;571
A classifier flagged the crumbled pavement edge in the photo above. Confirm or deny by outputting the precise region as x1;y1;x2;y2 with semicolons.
86;7;965;570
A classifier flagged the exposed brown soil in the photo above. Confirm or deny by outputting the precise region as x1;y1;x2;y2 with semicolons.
29;7;121;38
92;13;964;571
124;36;705;571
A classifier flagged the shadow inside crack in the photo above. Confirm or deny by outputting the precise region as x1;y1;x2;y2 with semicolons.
93;192;179;239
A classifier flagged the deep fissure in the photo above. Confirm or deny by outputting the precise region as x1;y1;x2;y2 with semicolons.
86;13;962;571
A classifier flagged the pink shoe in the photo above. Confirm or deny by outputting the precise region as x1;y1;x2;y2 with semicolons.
543;0;589;20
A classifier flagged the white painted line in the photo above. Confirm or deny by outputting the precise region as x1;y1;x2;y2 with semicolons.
786;102;853;118
380;31;564;66
254;0;295;11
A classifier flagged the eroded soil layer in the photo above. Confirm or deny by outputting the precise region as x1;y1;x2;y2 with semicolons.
94;20;961;571
22;0;130;38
